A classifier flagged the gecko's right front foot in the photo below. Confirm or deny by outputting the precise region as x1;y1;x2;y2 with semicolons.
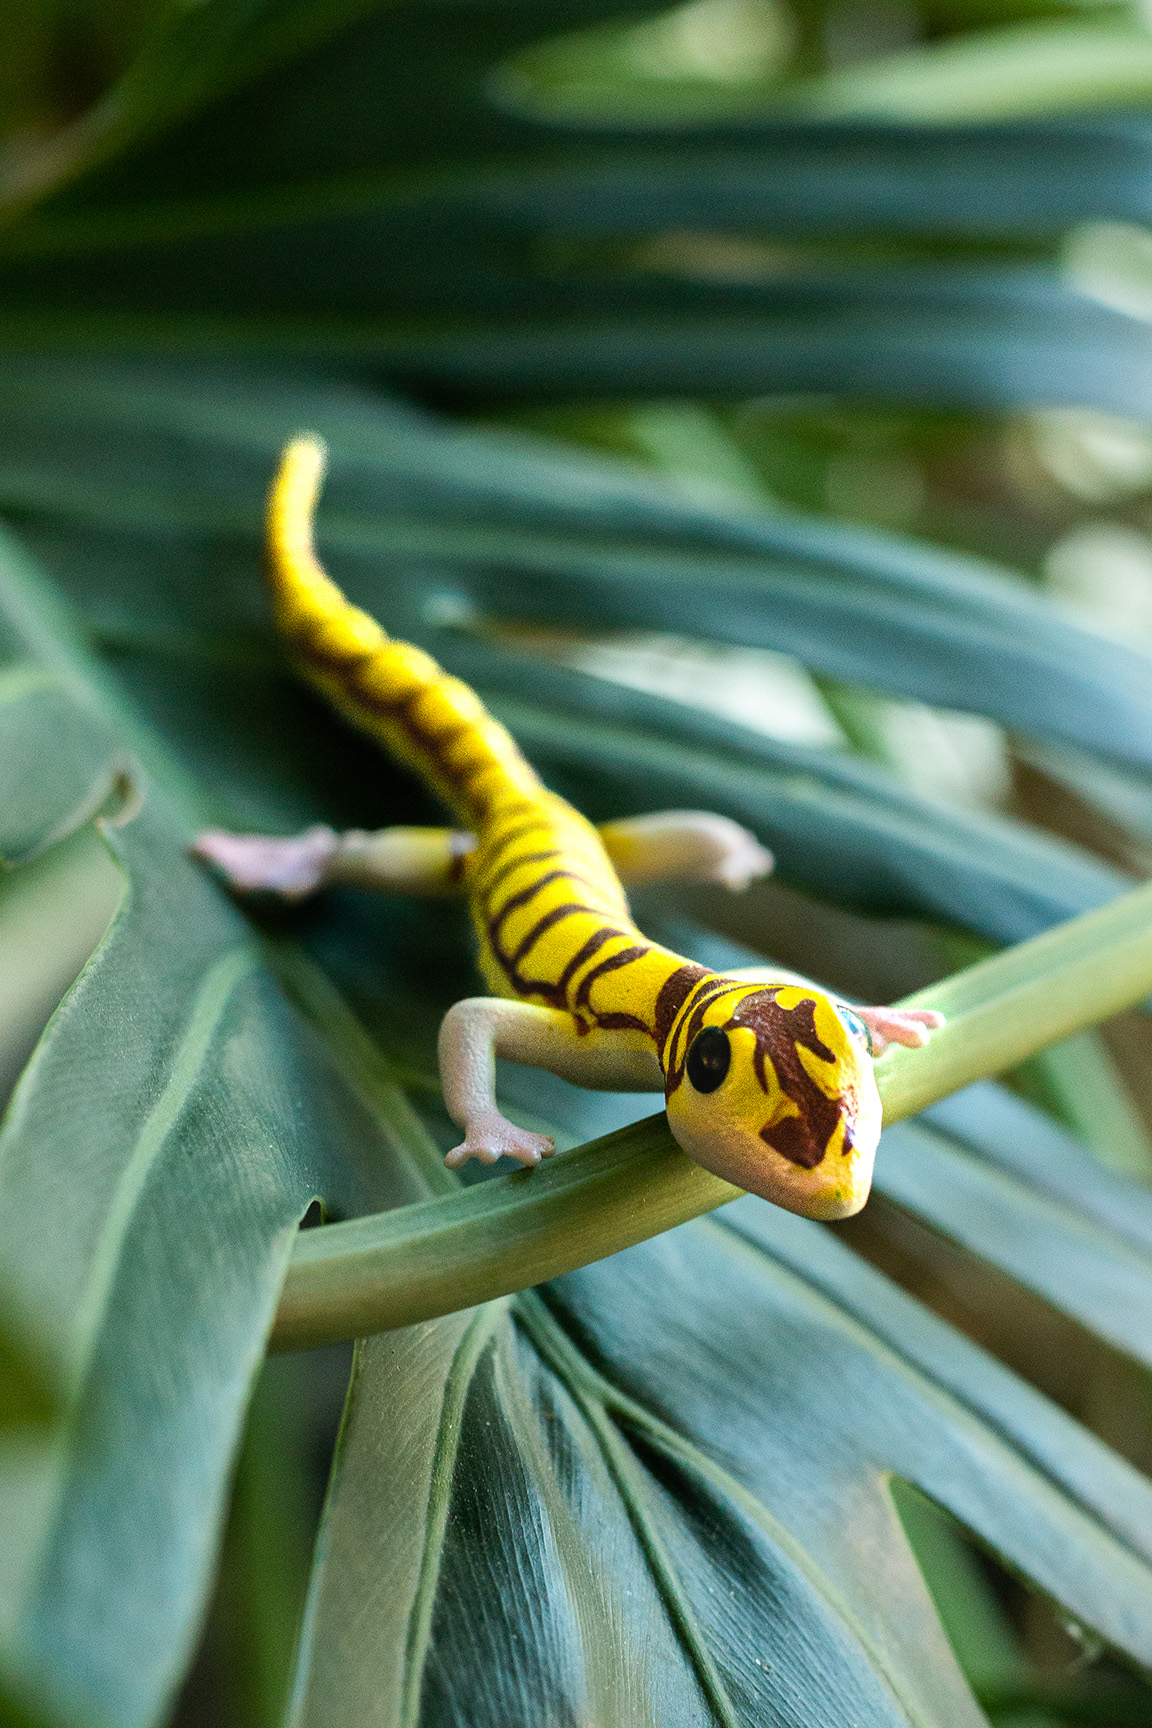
445;1112;556;1171
193;825;338;899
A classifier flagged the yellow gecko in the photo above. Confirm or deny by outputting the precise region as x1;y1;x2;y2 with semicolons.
195;438;943;1219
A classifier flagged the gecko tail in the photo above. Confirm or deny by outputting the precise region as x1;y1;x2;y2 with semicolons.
266;436;542;824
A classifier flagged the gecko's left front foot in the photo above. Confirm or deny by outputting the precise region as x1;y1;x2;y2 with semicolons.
193;825;338;899
445;1111;556;1171
857;1006;946;1056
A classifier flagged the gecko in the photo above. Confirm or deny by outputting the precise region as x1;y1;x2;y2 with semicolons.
194;438;943;1220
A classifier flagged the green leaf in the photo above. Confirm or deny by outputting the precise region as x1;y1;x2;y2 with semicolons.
0;0;403;227
788;20;1152;123
0;1285;59;1435
287;1214;1152;1725
475;672;1128;941
0;1670;61;1728
23;0;673;225
96;0;398;142
877;1114;1152;1368
5;268;1152;433
18;13;1152;259
0;815;394;1728
4;354;1152;781
0;527;422;1728
0;669;126;866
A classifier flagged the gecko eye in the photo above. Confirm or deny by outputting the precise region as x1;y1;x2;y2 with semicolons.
836;1005;874;1055
686;1026;731;1093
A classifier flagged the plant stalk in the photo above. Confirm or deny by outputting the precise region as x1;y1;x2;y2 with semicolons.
273;875;1152;1350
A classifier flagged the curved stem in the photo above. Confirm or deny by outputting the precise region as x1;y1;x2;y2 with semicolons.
273;875;1152;1350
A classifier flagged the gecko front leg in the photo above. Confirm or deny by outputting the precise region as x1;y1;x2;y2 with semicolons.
439;999;563;1169
852;1005;945;1055
438;998;661;1169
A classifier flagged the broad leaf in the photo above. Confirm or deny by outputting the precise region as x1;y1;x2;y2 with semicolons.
879;1094;1152;1367
17;0;687;221
0;1313;55;1434
3;355;1152;777
6;271;1152;435
288;1212;1152;1725
0;0;407;227
788;19;1152;123
19;15;1152;252
0;528;418;1728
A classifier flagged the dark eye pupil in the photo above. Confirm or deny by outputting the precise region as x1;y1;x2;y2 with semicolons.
686;1026;731;1093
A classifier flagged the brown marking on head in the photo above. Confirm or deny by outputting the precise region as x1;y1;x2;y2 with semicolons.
727;990;851;1169
663;979;855;1171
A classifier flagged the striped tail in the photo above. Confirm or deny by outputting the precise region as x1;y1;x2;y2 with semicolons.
266;437;545;826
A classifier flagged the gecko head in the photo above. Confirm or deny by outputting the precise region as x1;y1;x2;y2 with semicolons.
662;982;881;1220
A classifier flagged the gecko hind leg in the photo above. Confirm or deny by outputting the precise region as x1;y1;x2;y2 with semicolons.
599;811;773;892
193;824;474;900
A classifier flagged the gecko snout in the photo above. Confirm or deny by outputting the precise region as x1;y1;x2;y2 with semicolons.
663;990;883;1221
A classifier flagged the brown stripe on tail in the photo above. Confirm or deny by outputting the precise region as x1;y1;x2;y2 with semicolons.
266;437;544;826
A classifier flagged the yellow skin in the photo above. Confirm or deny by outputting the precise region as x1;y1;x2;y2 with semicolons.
195;439;943;1221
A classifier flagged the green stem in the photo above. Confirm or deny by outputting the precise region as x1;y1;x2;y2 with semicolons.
273;875;1152;1350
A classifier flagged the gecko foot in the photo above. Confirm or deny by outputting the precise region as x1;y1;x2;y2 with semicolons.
445;1113;556;1171
708;830;775;893
193;825;338;900
857;1006;946;1056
